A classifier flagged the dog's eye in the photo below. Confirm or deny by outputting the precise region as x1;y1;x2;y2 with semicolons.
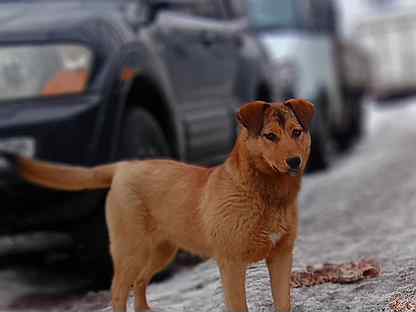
263;133;278;142
292;129;302;138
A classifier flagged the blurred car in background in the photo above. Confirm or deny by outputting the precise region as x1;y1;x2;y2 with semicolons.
352;0;416;100
247;0;371;169
0;0;275;287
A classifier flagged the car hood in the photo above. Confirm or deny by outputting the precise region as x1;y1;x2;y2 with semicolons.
0;1;131;43
0;2;94;29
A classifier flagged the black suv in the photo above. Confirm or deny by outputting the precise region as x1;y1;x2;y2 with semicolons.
0;0;274;284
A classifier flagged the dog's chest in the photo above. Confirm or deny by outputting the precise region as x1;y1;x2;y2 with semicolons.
235;215;288;263
264;206;288;240
235;227;284;263
207;191;295;263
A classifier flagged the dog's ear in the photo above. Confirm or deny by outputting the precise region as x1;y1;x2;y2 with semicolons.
284;99;315;131
237;101;270;136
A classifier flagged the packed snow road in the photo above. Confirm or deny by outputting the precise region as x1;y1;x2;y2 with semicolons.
0;100;415;312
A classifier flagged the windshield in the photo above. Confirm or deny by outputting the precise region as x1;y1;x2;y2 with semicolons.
247;0;296;30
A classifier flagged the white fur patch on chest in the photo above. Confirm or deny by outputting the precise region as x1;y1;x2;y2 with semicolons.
270;232;283;246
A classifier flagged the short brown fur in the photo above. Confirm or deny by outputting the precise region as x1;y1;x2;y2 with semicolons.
15;99;315;312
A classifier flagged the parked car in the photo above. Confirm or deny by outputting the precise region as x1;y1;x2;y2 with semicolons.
352;2;416;100
0;0;274;287
246;0;371;169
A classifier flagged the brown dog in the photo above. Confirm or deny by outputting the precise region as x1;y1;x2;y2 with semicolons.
15;99;315;312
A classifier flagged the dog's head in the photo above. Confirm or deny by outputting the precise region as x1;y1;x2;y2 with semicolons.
236;99;315;176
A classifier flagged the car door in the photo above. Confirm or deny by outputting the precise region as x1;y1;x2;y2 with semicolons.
153;0;239;164
221;0;264;104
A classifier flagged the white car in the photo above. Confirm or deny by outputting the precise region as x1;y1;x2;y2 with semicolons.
351;1;416;99
247;0;370;169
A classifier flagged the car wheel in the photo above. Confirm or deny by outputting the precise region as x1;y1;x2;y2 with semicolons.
118;107;202;282
308;102;335;172
118;108;170;160
347;94;365;140
334;92;365;151
73;109;171;290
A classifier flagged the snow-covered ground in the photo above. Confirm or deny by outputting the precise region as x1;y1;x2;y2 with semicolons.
0;99;416;312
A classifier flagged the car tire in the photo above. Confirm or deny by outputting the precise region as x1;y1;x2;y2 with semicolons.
308;101;334;172
73;108;171;290
346;93;364;140
118;107;171;160
334;91;365;151
117;107;203;283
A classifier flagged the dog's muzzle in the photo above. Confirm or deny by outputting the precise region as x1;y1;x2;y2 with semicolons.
286;157;301;176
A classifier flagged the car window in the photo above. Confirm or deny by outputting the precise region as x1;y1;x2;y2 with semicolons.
247;0;296;30
298;0;337;34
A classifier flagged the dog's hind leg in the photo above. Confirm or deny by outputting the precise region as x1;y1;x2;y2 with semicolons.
134;241;178;312
111;247;150;312
107;191;151;312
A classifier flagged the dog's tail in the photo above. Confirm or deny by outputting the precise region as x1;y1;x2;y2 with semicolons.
14;155;118;191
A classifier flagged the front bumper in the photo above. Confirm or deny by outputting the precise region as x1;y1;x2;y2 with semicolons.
0;152;18;188
0;94;104;164
0;94;109;234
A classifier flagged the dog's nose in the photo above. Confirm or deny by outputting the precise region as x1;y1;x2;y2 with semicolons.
286;157;301;170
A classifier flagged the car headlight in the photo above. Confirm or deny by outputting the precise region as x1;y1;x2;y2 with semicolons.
0;44;93;101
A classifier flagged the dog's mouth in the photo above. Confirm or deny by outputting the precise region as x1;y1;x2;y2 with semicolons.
267;159;301;177
269;163;300;177
270;164;281;174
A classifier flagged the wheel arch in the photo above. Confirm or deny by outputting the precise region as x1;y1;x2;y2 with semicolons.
120;75;179;159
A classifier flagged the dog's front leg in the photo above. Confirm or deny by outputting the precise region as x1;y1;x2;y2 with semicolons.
266;240;294;312
218;260;248;312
